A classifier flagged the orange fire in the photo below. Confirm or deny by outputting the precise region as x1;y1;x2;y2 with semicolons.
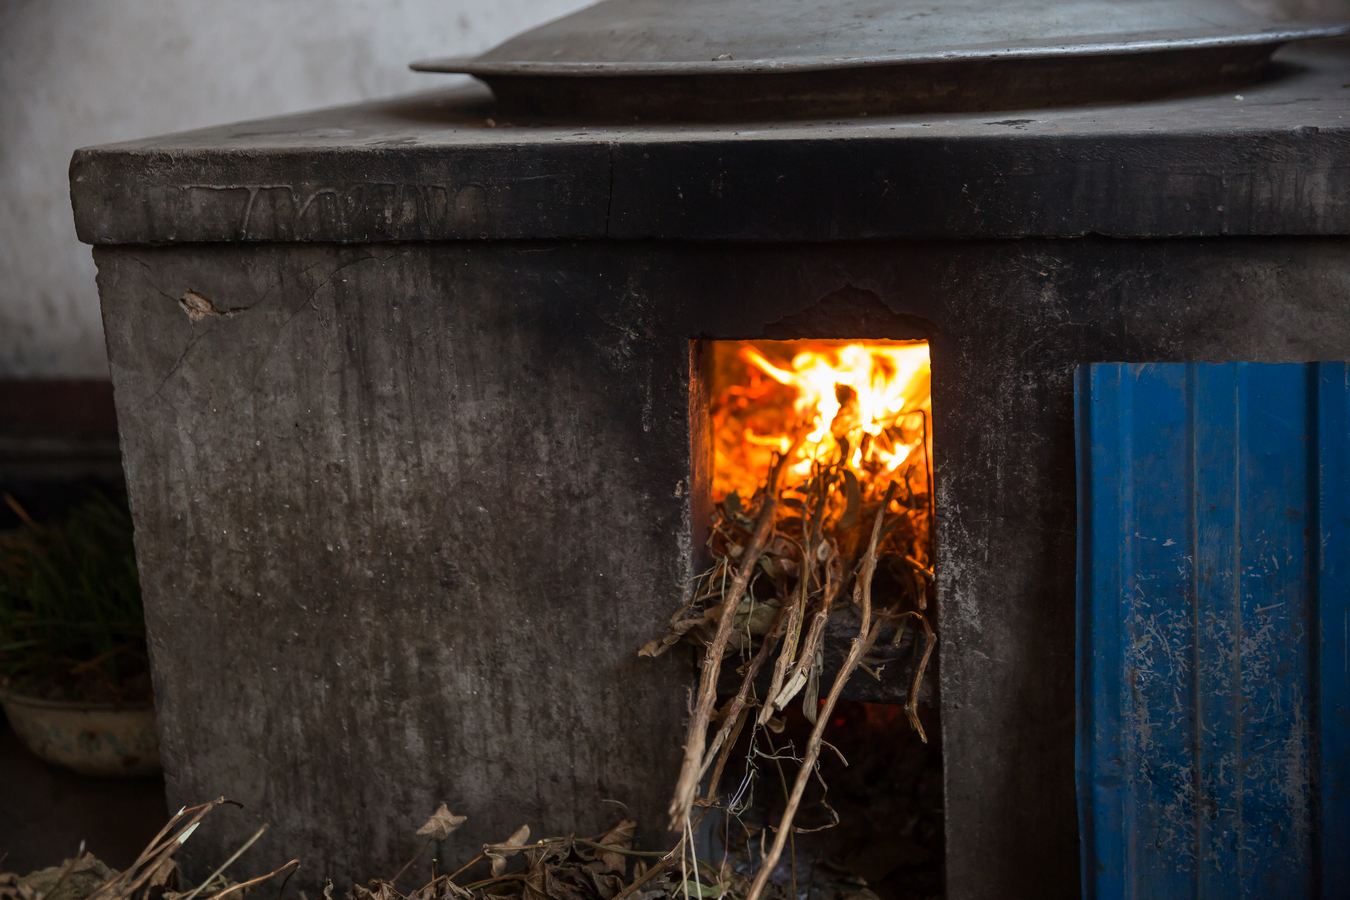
709;340;933;507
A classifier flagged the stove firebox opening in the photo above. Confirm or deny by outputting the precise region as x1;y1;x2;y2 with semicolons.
659;339;943;900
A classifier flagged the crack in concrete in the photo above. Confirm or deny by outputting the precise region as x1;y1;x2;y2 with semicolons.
246;253;393;392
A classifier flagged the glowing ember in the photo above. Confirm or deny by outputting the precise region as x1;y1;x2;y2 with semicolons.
710;339;932;514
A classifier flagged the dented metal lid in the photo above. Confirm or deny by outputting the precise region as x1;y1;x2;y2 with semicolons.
414;0;1342;76
411;0;1349;119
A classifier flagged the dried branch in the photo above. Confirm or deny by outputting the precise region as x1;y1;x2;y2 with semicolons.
610;803;715;900
891;611;937;741
767;608;827;717
742;483;897;900
704;705;751;808
667;442;799;831
40;843;86;900
208;860;299;900
697;605;787;785
759;465;831;727
444;855;484;884
756;575;805;728
87;798;240;900
180;825;268;900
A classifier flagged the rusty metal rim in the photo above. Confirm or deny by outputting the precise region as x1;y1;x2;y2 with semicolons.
412;23;1349;77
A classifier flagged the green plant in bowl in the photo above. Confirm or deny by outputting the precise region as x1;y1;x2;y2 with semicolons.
0;490;150;705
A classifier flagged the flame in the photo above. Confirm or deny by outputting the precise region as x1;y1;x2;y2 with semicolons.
709;340;932;503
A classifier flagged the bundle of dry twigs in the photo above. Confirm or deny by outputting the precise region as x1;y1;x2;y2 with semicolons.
641;426;936;900
0;799;296;900
348;813;670;900
0;802;676;900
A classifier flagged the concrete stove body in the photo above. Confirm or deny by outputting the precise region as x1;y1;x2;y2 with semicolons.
71;39;1350;900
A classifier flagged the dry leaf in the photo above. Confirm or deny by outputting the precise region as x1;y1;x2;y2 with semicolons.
640;616;711;658
416;805;467;841
542;871;585;900
591;820;635;875
147;858;176;888
681;880;723;899
0;873;26;900
585;870;624;900
773;668;808;709
733;600;780;636
672;618;709;637
522;857;552;900
355;882;400;900
524;840;569;875
839;470;862;531
485;825;531;876
7;856;118;900
638;638;665;658
801;649;823;724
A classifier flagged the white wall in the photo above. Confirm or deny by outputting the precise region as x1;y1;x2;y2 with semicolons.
0;0;593;378
2;0;1347;378
1237;0;1350;18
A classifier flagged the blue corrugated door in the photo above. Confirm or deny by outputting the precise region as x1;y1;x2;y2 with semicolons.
1076;363;1350;899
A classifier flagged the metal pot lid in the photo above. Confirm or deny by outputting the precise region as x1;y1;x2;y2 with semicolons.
411;0;1348;77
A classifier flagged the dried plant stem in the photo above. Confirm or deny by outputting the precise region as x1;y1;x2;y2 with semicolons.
181;825;268;900
462;874;526;890
668;445;798;830
445;855;484;883
210;860;299;900
612;804;711;900
88;797;240;900
68;645;134;677
391;837;433;886
892;611;937;741
768;608;827;716
743;485;896;900
698;606;787;783
40;843;85;900
756;583;804;728
610;844;677;900
856;483;896;625
745;622;883;900
570;841;668;859
759;469;831;727
705;704;751;806
761;732;798;900
3;492;44;532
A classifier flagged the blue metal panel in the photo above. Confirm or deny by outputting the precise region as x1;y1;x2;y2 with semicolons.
1193;365;1242;898
1317;363;1350;899
1076;363;1349;899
